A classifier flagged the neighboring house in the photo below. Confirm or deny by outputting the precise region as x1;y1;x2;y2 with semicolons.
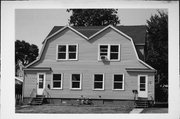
23;25;156;106
15;77;23;84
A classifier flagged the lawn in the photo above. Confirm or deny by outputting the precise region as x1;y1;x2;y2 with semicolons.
141;108;168;113
16;104;133;113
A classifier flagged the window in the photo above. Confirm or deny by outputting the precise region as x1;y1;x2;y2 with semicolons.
113;74;124;90
52;74;62;89
71;74;81;89
58;45;66;59
139;76;146;91
68;45;77;59
110;45;119;60
57;44;78;60
94;74;104;90
99;44;120;61
100;45;108;58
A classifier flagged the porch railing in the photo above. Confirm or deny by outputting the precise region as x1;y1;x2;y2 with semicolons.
29;88;36;104
43;89;53;104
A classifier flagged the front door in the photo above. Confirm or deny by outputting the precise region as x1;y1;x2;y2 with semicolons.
37;73;45;95
138;75;148;98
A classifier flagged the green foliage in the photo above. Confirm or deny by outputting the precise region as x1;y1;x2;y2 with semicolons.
145;11;168;85
67;9;120;26
15;40;39;66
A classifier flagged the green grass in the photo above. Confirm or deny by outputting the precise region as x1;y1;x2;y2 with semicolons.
16;104;133;113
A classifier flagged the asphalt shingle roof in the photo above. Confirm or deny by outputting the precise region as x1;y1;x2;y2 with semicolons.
46;25;147;45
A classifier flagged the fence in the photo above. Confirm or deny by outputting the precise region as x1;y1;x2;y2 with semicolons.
15;94;23;105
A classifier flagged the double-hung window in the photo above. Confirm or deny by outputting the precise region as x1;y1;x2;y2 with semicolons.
71;74;81;90
93;74;104;90
113;74;124;90
99;44;120;61
57;44;78;60
52;74;62;89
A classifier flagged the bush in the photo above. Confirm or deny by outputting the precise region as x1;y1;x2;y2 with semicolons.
155;84;168;102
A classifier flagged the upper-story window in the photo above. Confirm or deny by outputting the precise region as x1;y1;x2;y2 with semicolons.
57;44;78;60
99;44;120;61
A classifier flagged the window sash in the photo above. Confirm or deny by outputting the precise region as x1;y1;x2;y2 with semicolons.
57;44;77;60
94;74;104;90
52;74;62;89
99;44;120;61
71;74;81;89
113;74;124;90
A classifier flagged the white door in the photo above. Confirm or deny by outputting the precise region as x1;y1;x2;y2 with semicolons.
37;73;45;95
138;75;148;98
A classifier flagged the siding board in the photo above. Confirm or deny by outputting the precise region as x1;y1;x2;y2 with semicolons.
24;28;154;100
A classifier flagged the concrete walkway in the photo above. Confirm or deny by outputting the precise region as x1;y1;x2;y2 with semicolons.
129;108;144;113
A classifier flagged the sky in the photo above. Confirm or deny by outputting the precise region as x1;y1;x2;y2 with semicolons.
15;9;166;51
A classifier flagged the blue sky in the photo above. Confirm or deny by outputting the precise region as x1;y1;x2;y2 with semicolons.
15;9;166;50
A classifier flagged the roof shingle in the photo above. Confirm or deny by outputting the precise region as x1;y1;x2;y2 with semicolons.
46;25;146;45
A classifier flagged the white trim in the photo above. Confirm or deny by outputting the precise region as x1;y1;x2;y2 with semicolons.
98;44;120;61
93;74;105;91
70;73;82;90
138;75;148;98
112;74;124;91
89;25;109;40
51;73;63;90
44;25;88;43
15;77;23;82
68;26;88;39
25;25;155;71
56;44;78;61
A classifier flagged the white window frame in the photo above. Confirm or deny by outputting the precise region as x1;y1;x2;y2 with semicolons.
70;74;82;90
112;74;124;90
98;44;120;61
51;73;63;89
56;44;78;61
93;74;105;90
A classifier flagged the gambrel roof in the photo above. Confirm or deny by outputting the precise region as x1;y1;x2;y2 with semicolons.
45;25;146;45
26;25;155;72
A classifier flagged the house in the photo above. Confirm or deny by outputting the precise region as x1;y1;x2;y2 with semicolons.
23;25;156;106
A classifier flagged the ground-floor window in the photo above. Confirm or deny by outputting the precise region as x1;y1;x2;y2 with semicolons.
71;74;81;89
93;74;104;90
52;74;62;89
113;74;124;90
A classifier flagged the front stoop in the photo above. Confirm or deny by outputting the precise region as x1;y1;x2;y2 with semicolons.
135;97;149;108
129;108;144;113
30;95;44;105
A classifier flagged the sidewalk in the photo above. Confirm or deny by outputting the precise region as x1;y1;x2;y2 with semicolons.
129;108;144;113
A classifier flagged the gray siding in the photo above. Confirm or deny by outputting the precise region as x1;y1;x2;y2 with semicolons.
24;28;155;100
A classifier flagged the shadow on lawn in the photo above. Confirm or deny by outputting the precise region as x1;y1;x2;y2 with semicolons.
15;104;133;113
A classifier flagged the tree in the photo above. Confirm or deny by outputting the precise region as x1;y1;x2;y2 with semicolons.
145;11;168;101
67;9;120;26
15;40;39;66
